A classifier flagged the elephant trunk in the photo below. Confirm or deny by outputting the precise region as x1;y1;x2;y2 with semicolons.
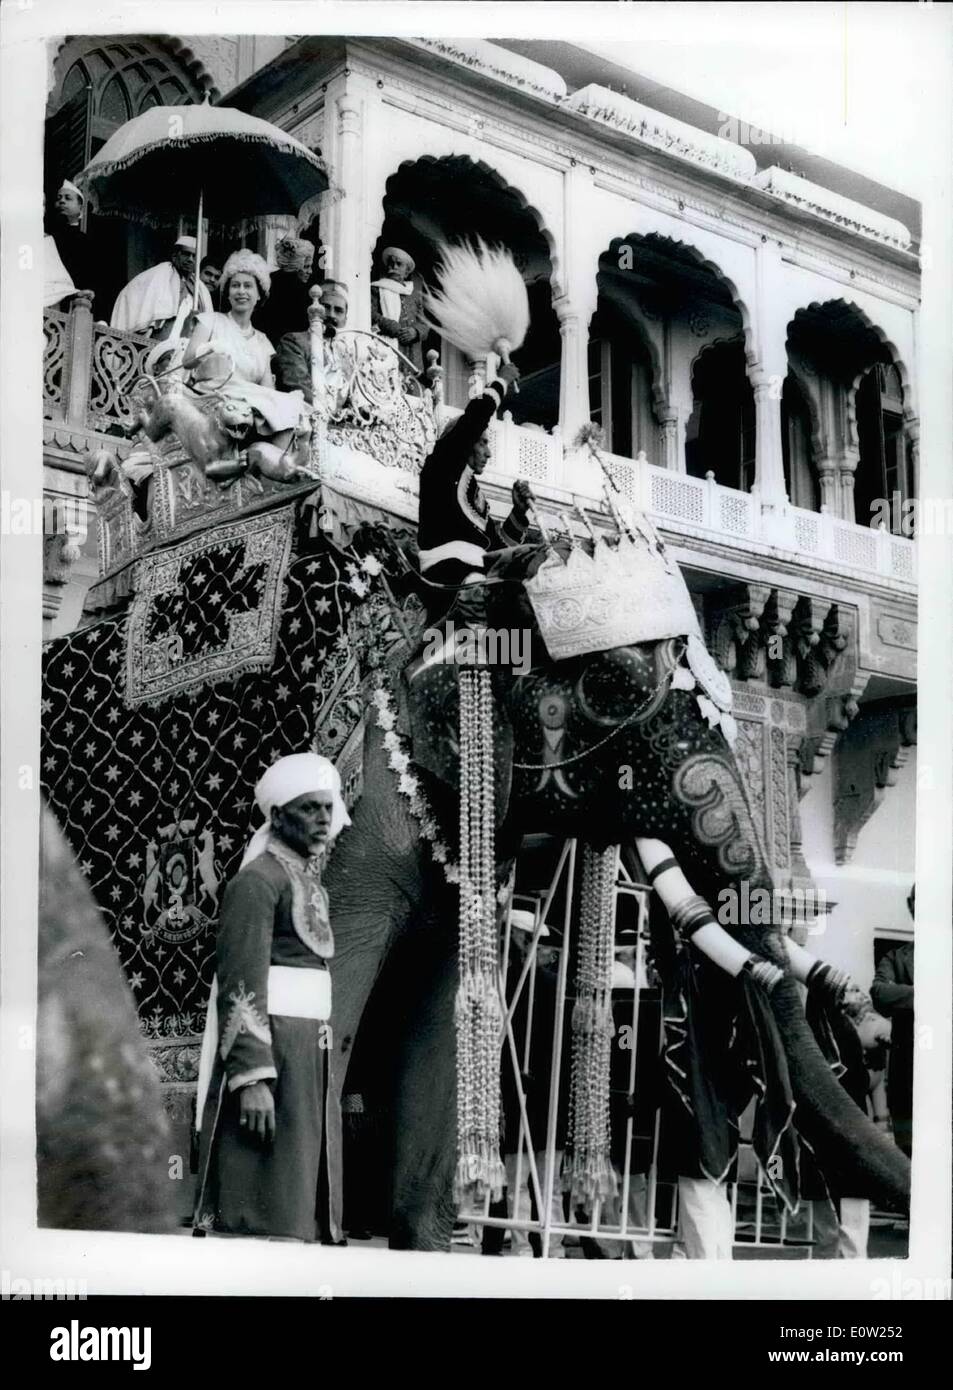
767;974;911;1211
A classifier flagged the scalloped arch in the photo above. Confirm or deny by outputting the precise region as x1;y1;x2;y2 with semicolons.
379;155;563;300
788;298;916;453
784;365;824;467
49;33;220;115
604;232;753;361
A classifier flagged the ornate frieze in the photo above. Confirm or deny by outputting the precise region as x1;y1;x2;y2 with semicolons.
409;38;567;103
566;85;757;181
754;167;913;251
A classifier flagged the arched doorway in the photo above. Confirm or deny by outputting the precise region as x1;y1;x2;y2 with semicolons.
46;37;215;318
376;157;561;424
685;341;755;490
781;374;819;513
786;302;914;527
593;234;751;473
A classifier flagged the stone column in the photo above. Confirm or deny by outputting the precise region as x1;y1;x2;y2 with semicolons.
751;242;789;511
556;166;598;448
752;369;788;511
323;73;377;333
63;290;95;429
554;295;589;444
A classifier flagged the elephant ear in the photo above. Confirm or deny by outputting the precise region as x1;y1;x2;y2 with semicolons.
401;662;513;830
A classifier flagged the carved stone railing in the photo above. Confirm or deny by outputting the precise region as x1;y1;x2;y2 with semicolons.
322;329;439;475
43;294;155;438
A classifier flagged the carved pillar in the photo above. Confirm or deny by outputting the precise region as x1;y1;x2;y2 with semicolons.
324;75;374;333
555;295;590;443
838;448;860;523
750;242;789;511
64;290;95;429
752;370;788;511
556;166;598;448
659;407;678;472
763;588;799;688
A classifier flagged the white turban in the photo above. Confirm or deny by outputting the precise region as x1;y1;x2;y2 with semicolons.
175;234;198;252
59;178;84;201
240;752;350;867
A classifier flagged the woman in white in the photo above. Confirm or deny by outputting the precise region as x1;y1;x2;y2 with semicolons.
184;248;307;478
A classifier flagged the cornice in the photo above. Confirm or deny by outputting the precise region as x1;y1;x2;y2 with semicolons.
407;38;567;104
565;84;757;182
754;167;912;251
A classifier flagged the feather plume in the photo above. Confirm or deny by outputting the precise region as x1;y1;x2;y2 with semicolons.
423;239;530;364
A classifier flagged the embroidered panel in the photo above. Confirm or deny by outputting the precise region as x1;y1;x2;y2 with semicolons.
41;539;362;1040
124;509;295;707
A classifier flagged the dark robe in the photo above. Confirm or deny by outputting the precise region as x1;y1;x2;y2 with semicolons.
193;852;340;1242
871;942;914;1157
255;270;314;346
416;379;528;609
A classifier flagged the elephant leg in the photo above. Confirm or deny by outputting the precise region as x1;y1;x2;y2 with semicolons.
388;923;460;1252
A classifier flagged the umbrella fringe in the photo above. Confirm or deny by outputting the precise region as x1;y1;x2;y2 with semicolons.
82;131;327;227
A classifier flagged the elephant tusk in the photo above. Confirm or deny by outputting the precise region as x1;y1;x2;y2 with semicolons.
635;836;757;979
782;934;820;985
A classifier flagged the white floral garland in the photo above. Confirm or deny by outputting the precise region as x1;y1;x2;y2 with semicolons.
369;678;461;886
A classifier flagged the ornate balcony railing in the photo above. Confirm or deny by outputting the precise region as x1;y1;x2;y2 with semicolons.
44;300;916;591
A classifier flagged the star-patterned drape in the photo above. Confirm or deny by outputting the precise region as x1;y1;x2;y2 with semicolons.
41;523;364;1042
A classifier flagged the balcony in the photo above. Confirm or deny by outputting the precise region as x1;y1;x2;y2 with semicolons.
485;427;916;590
43;299;916;595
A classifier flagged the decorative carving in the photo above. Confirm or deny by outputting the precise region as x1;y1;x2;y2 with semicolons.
711;583;772;682
409;37;568;102
834;703;917;865
566;84;757;180
754;167;912;250
769;725;791;871
43;309;69;421
877;614;917;651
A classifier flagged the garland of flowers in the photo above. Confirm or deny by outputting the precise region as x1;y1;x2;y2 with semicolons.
562;843;620;1209
368;677;460;885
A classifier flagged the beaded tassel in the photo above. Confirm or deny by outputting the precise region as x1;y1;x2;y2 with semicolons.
562;844;620;1209
454;666;505;1204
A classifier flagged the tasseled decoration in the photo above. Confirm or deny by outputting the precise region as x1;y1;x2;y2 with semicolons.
562;844;620;1209
453;666;506;1205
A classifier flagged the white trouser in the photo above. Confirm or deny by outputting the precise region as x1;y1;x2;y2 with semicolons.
672;1176;734;1260
505;1151;565;1254
590;1172;656;1259
811;1197;870;1259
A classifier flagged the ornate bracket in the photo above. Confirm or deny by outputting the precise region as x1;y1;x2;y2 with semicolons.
833;702;917;865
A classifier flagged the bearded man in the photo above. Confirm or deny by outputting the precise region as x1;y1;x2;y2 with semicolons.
193;753;350;1242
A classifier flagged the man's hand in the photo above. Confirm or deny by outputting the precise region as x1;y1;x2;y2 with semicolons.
396;325;418;346
511;478;535;520
239;1081;275;1142
377;316;400;337
498;362;521;389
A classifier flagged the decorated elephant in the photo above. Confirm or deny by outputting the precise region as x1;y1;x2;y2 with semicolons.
318;528;911;1251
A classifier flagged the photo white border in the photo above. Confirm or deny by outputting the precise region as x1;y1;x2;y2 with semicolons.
2;0;950;1301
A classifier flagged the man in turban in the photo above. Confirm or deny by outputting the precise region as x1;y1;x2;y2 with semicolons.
416;364;536;625
50;179;100;306
193;753;350;1242
274;281;349;404
255;234;317;346
371;245;426;374
110;235;212;338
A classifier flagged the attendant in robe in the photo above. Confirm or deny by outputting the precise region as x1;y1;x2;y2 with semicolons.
274;281;349;403
184;249;307;478
193;753;350;1241
255;235;315;344
371;245;426;374
870;886;915;1158
110;235;212;338
415;364;534;625
51;179;101;311
43;234;75;309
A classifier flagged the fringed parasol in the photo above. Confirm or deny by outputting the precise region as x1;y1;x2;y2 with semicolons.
423;239;530;372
